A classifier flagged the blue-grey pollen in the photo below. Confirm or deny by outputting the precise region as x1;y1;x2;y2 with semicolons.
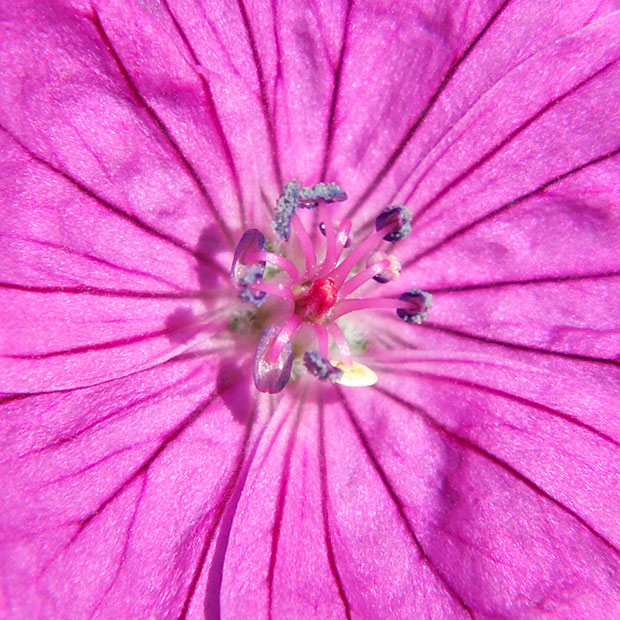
303;351;344;381
273;180;301;241
397;289;433;324
238;265;267;306
299;182;347;208
375;205;412;242
230;229;267;306
273;180;347;241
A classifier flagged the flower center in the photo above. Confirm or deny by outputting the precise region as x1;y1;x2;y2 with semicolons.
294;278;338;322
230;180;432;393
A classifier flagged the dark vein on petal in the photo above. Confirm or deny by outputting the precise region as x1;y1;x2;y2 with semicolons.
336;388;474;618
320;0;353;180
178;401;257;620
390;368;620;449
41;445;138;488
374;385;620;557
69;369;243;543
267;402;303;620
270;0;283;139
88;477;147;620
0;281;204;299
346;0;513;217
418;321;620;367
16;236;187;291
0;351;219;402
6;315;209;360
22;370;203;459
318;397;352;620
0;123;226;276
425;271;620;294
90;8;233;245
236;0;282;188
408;60;617;226
404;145;620;267
161;0;246;228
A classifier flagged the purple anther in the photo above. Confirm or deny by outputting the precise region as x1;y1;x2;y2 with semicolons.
299;182;347;209
254;326;294;393
273;180;301;240
396;289;433;324
231;229;267;306
303;351;343;382
367;251;402;283
375;205;412;242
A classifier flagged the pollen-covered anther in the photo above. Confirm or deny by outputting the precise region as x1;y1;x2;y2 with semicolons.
375;205;412;242
230;229;267;306
254;325;294;393
303;351;343;382
366;251;402;283
274;180;346;240
397;289;433;324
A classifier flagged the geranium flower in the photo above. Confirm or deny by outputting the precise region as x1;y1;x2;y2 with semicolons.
2;0;620;618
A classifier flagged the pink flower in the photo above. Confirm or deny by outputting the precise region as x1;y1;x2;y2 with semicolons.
2;1;620;618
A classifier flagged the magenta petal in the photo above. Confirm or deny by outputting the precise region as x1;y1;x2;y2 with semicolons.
2;0;620;618
0;356;259;619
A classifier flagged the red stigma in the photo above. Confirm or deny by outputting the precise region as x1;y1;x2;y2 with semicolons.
295;277;338;321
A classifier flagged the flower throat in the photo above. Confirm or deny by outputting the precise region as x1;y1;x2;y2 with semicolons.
230;180;432;393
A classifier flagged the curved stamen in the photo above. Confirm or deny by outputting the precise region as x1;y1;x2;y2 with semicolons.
246;251;300;280
250;283;295;311
254;326;294;393
269;314;302;363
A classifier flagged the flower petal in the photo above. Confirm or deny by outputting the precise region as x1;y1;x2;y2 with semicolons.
330;362;620;617
0;354;259;619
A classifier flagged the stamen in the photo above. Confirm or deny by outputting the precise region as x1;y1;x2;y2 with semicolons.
329;323;352;366
338;259;390;298
396;289;433;324
231;229;267;305
312;324;330;359
250;282;294;309
299;182;347;208
273;180;301;241
254;326;294;393
375;205;412;242
292;212;316;277
303;351;343;382
269;315;302;363
238;280;267;306
317;216;351;277
328;226;389;287
332;295;431;320
246;251;299;280
274;181;346;241
366;251;401;283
